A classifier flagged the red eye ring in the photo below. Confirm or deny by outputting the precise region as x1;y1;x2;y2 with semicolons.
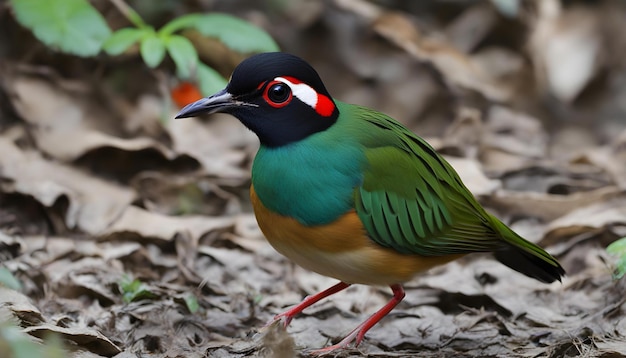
263;80;292;108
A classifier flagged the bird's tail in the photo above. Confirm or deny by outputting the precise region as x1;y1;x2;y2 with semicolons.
489;216;565;283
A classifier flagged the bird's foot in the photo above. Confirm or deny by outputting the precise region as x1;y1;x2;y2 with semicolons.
308;322;365;356
309;284;406;355
263;282;352;329
263;311;295;329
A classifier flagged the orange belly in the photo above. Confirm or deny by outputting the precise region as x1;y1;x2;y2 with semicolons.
250;186;462;285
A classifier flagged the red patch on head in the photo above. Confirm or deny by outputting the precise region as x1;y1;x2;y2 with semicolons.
282;76;302;84
315;94;335;117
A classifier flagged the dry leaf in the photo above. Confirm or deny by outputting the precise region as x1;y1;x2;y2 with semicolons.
445;156;501;196
102;206;238;243
335;0;510;101
571;129;626;189
24;324;121;357
482;106;548;164
545;193;626;239
0;137;135;234
0;285;44;326
10;76;177;164
486;186;622;222
529;1;602;102
167;114;256;178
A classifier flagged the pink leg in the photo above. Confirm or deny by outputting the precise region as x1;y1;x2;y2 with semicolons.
266;281;351;328
310;284;406;355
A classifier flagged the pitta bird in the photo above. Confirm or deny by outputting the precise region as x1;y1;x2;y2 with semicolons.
176;52;565;353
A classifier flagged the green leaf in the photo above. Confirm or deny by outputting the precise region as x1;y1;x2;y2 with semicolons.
184;294;200;314
159;13;204;36
166;35;198;79
122;286;157;303
607;237;626;279
0;268;21;290
197;63;228;96
103;28;147;55
119;276;157;303
163;13;279;53
10;0;112;57
1;324;44;358
607;237;626;255
140;33;166;68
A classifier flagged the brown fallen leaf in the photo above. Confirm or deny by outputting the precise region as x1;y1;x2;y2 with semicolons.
480;106;549;172
571;129;626;189
167;114;257;178
484;106;548;158
544;193;626;240
444;2;498;54
9;76;178;163
24;323;121;357
528;1;602;102
439;107;483;158
0;137;135;234
132;172;245;217
485;186;622;222
102;205;238;243
445;156;501;197
336;0;510;101
334;0;511;101
0;285;45;326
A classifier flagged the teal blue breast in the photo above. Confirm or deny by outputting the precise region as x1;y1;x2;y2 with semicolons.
251;110;366;226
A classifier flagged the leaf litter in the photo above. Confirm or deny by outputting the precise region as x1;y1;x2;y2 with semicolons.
2;1;626;357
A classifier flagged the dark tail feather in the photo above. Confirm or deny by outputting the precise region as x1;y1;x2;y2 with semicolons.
494;248;565;283
489;215;565;283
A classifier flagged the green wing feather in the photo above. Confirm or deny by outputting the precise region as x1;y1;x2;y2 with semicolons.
353;109;499;255
346;103;564;282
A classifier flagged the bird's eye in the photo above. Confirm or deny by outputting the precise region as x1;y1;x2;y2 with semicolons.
269;84;289;102
263;81;292;108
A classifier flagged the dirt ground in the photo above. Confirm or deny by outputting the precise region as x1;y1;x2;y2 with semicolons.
2;1;626;357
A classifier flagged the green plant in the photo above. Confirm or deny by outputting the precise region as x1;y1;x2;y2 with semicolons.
0;268;22;290
119;275;157;303
0;325;66;358
9;0;279;96
10;0;111;57
183;293;199;314
607;237;626;279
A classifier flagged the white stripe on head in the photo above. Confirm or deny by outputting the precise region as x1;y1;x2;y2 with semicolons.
275;77;318;109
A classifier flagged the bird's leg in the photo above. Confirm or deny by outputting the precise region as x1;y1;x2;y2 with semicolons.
266;281;351;328
309;284;406;355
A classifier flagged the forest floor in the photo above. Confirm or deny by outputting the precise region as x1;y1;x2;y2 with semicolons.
2;0;626;357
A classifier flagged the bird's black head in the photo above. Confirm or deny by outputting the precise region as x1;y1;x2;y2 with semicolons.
175;52;339;147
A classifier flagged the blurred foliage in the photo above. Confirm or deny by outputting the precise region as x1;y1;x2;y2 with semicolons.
607;237;626;279
184;293;200;314
0;268;21;290
0;323;65;358
8;0;279;97
119;276;157;303
9;0;111;56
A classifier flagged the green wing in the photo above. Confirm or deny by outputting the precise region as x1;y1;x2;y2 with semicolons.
346;103;564;281
352;109;509;256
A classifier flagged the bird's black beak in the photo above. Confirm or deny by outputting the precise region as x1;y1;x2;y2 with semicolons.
175;89;236;119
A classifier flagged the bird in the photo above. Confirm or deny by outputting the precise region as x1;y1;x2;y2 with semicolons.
175;52;565;354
